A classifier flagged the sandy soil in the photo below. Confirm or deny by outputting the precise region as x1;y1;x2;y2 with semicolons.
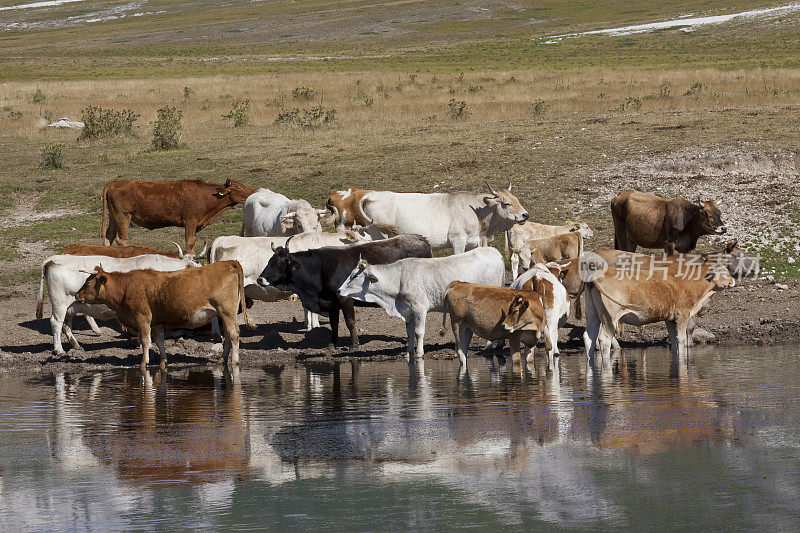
2;275;797;376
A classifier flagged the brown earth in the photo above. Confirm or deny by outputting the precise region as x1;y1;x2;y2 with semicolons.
1;276;797;376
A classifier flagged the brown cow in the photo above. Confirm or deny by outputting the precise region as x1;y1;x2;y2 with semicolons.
506;219;593;279
611;190;726;255
323;188;373;228
442;281;549;366
75;260;255;368
518;232;583;273
584;264;735;364
101;179;255;253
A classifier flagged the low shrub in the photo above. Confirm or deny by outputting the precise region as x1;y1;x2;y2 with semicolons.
78;106;139;140
151;105;182;150
447;98;468;119
222;99;250;127
40;143;64;169
292;86;315;100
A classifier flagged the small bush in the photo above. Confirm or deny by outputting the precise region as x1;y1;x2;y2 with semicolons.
30;88;46;103
456;72;464;83
267;93;286;107
44;110;54;123
151;105;182;150
447;98;468;119
222;99;250;127
183;87;193;100
7;110;22;120
684;82;706;97
468;84;483;93
431;76;439;84
274;105;336;128
292;86;315;100
219;93;233;99
40;143;64;169
409;74;418;84
532;98;548;114
617;96;642;112
359;97;374;107
78;106;139;140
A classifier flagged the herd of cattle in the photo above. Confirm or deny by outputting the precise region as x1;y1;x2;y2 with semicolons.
35;178;758;370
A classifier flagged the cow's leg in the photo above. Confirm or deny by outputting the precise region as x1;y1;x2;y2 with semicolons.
51;304;71;355
152;324;167;371
450;236;467;255
342;299;359;349
220;313;240;365
509;334;522;365
138;321;152;368
546;314;560;359
583;290;601;364
184;224;197;254
412;311;427;359
456;327;473;366
211;317;222;341
510;252;520;281
328;305;341;349
405;320;416;360
62;306;81;350
113;213;131;246
686;315;697;347
312;312;320;329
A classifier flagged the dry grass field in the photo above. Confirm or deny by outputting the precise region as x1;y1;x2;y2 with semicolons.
1;67;799;293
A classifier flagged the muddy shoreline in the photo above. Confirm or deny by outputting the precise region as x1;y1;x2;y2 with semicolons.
1;277;798;376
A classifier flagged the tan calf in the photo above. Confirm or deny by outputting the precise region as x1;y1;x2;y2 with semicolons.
506;219;593;279
519;232;583;273
442;281;549;366
75;260;255;368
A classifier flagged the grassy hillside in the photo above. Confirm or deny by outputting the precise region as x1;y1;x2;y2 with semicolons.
1;1;799;78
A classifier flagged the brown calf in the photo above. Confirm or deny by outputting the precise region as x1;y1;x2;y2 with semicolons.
75;260;254;368
443;281;549;366
323;188;373;228
102;178;255;253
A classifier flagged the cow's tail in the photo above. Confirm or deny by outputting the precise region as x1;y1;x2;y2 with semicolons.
36;259;52;319
235;261;256;330
208;238;220;264
504;231;510;259
100;183;109;244
358;192;374;226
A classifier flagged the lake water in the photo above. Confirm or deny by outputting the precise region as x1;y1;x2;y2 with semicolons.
1;347;799;531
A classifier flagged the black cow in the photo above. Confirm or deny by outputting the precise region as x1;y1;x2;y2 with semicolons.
258;234;432;349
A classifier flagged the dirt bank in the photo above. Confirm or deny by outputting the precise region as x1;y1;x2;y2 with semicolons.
1;276;797;376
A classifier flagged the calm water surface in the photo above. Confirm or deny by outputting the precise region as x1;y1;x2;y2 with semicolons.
1;347;799;531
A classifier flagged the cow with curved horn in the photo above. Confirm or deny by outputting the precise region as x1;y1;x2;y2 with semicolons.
357;181;528;253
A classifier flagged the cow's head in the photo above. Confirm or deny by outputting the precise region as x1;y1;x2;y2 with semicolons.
76;265;110;304
502;294;538;333
566;219;594;239
257;243;298;289
694;198;727;235
280;207;326;234
338;257;379;299
720;239;760;278
705;264;736;290
342;226;373;244
215;179;255;204
484;181;528;224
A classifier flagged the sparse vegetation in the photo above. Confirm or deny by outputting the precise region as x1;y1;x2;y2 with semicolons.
183;87;193;100
39;143;65;169
292;86;315;100
275;104;336;128
30;88;46;103
222;99;250;127
447;98;468;118
685;82;706;96
532;98;548;114
77;106;139;140
151;105;182;150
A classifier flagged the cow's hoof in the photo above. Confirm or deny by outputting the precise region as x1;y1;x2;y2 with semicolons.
53;349;67;357
327;343;336;350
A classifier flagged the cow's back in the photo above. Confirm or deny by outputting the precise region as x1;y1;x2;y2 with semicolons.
106;180;218;229
60;244;179;259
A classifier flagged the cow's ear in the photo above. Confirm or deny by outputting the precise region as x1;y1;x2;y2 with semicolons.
280;213;296;228
316;209;327;219
290;260;301;271
225;178;232;187
483;195;499;206
367;273;379;283
667;200;700;232
97;274;107;285
559;269;568;281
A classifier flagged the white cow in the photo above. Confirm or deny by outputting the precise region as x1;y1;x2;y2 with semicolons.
36;254;200;355
510;263;570;364
241;188;326;237
209;230;372;332
358;182;528;253
337;247;505;359
506;220;593;279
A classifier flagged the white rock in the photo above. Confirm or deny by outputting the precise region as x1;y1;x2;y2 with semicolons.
48;117;84;128
775;283;789;290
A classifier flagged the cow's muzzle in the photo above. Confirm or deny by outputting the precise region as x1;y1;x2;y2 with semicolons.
518;212;529;222
715;226;727;234
256;277;269;287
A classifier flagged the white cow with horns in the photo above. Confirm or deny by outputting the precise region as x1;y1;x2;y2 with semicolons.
337;247;506;359
357;181;529;253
